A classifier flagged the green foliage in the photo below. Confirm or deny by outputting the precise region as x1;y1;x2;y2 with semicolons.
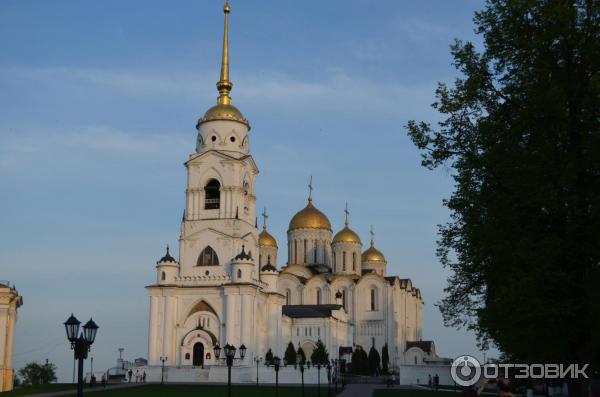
381;344;389;374
297;345;306;365
406;0;600;374
284;341;297;365
264;349;274;366
368;345;381;375
310;339;329;365
350;345;369;375
17;361;57;386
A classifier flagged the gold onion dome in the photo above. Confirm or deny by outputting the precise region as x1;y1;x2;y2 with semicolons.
362;241;386;263
289;198;332;231
333;205;361;244
259;228;278;248
197;0;250;129
333;226;361;244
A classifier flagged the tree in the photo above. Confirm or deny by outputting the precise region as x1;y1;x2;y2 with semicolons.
265;349;274;366
310;339;329;365
297;345;306;365
350;345;369;375
284;341;297;366
18;362;57;386
406;1;600;394
367;345;381;376
381;344;389;375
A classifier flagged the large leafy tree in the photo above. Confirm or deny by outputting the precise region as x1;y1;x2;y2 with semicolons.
18;362;57;386
406;0;600;391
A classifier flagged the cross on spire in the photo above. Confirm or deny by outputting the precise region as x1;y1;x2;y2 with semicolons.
370;225;375;246
308;175;313;202
261;207;269;230
344;202;350;226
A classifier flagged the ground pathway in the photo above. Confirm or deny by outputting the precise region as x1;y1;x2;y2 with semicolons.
21;383;144;397
339;384;420;397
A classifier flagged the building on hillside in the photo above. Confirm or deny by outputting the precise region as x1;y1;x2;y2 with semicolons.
145;0;441;377
0;281;23;392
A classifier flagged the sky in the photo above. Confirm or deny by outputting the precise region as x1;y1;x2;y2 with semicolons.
0;0;496;382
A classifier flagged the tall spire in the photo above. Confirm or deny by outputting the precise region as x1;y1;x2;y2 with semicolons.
216;0;233;105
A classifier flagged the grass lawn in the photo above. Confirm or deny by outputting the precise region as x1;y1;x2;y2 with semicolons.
374;389;460;397
60;384;342;397
2;383;77;396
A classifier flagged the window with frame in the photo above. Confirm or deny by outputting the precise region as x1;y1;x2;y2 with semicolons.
197;246;219;266
343;252;347;271
314;239;318;263
370;288;377;311
352;252;356;271
204;179;221;209
316;289;322;305
303;239;308;263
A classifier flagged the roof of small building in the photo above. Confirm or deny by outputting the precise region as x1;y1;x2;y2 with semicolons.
405;340;434;354
234;245;253;261
282;304;342;318
158;246;177;263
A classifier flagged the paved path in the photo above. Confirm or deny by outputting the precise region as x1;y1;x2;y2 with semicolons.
338;384;422;397
23;383;144;397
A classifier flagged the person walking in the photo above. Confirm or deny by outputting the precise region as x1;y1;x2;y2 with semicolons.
128;369;133;383
142;371;147;383
434;374;440;391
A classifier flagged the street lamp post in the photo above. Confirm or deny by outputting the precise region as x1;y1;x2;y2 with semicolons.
254;357;261;386
326;362;332;397
273;356;281;397
64;314;99;397
299;362;305;397
159;357;167;385
317;364;322;397
214;343;246;397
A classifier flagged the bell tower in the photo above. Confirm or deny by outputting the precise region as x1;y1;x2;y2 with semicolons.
179;0;259;280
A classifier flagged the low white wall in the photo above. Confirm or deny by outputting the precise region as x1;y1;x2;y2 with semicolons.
137;365;334;385
399;364;452;385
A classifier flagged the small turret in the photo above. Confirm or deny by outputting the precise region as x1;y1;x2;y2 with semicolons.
156;245;179;284
260;257;278;292
332;204;362;276
231;245;254;283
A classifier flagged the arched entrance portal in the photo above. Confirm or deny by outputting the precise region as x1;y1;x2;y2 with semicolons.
193;342;204;367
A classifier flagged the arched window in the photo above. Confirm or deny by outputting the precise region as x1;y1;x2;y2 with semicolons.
294;240;298;263
352;252;356;271
314;239;318;263
316;289;322;305
161;271;166;281
343;252;347;271
342;289;347;310
237;269;242;279
303;239;308;263
370;288;377;311
267;255;271;264
204;179;220;209
286;289;291;305
197;246;219;266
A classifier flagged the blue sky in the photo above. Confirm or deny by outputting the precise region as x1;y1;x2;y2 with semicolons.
0;0;493;382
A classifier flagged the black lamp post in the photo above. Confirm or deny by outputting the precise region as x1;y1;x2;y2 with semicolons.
326;362;332;397
317;363;323;397
254;357;261;386
299;362;305;397
159;357;167;385
64;314;99;397
214;343;246;397
273;356;281;397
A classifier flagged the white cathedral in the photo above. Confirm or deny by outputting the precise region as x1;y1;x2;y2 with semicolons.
146;1;441;378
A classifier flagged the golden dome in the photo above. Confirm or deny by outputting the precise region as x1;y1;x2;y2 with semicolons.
289;199;332;231
333;226;361;244
197;103;249;128
259;229;278;248
361;242;386;263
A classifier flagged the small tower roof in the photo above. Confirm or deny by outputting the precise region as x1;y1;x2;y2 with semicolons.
259;207;278;247
158;245;177;263
333;203;361;244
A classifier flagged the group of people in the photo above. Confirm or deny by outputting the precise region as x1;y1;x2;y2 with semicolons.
429;374;440;390
127;369;147;383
